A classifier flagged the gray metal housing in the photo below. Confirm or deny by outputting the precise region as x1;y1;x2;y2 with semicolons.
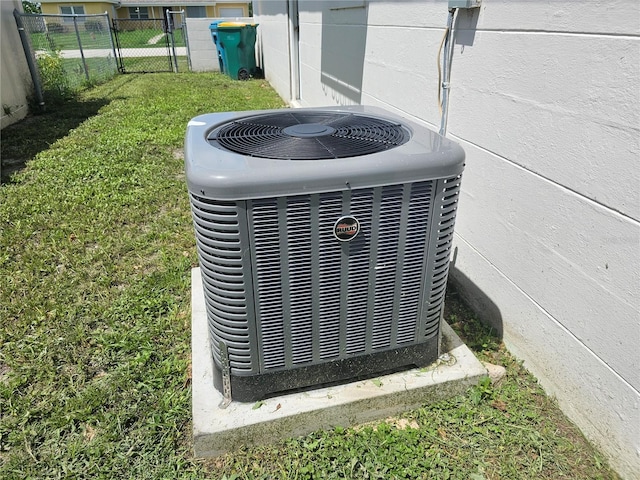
185;105;464;200
185;105;465;400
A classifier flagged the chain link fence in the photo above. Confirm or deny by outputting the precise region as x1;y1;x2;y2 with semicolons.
112;10;187;73
14;11;117;104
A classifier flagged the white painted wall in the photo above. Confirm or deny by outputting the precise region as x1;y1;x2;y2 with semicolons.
185;17;254;72
252;1;292;99
254;1;640;478
1;1;31;130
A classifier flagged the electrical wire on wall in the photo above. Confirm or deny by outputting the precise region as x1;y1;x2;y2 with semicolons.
438;7;457;137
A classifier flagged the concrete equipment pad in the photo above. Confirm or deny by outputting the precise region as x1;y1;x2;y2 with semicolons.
191;268;487;457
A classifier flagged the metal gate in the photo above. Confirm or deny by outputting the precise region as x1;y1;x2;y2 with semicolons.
111;10;186;73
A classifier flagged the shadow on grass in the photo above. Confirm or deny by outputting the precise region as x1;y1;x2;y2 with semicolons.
444;280;503;355
1;97;110;183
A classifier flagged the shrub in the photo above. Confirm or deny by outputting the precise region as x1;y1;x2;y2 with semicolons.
36;51;75;104
85;20;104;33
46;22;66;33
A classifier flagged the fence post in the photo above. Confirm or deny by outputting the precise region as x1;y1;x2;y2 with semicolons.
111;18;125;73
167;9;180;73
73;15;90;82
13;9;45;110
183;15;191;72
105;12;118;68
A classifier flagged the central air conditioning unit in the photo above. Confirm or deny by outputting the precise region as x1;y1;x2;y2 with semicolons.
185;106;465;402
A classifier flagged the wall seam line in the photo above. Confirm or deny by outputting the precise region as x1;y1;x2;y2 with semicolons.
452;231;640;395
365;25;640;39
449;134;640;224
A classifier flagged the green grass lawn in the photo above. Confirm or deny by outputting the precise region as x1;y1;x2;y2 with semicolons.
0;73;620;480
30;30;112;51
113;28;186;49
58;57;118;90
118;56;189;74
29;28;184;52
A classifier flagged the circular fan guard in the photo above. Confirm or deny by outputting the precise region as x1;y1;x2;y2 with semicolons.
207;111;411;160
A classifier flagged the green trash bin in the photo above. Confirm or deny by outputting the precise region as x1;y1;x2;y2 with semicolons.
209;21;226;73
217;22;259;80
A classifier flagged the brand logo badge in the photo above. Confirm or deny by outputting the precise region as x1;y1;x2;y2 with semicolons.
333;216;360;242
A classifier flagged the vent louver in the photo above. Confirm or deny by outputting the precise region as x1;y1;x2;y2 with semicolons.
207;111;411;160
185;106;465;401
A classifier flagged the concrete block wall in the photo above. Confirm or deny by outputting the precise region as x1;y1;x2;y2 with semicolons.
254;1;640;478
251;2;292;100
185;17;254;72
1;1;31;130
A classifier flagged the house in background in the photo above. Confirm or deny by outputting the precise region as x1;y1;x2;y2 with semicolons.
114;0;250;19
40;0;250;19
40;0;119;17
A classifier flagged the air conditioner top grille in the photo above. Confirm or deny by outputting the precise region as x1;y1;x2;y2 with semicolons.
207;111;411;160
186;106;465;200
